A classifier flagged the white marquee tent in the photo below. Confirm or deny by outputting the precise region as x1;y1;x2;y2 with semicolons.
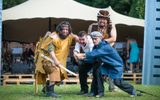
2;0;144;46
3;0;144;26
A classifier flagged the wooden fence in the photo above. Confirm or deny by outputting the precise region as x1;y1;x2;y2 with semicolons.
2;73;142;86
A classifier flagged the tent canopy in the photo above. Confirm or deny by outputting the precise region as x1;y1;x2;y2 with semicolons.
2;0;144;26
2;0;144;47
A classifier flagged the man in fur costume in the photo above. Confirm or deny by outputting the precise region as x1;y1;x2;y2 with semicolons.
35;21;78;97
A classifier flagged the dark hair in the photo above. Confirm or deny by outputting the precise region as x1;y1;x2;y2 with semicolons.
107;20;112;36
97;16;112;37
56;21;72;34
97;10;110;18
77;31;87;37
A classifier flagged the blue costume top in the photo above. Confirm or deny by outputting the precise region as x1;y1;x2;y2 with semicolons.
85;41;123;79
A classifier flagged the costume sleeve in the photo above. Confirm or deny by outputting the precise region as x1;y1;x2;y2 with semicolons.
85;44;112;59
68;34;74;46
41;36;53;51
88;36;94;52
74;42;80;53
48;43;55;53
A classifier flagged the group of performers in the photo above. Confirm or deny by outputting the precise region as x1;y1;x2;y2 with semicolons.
34;10;137;98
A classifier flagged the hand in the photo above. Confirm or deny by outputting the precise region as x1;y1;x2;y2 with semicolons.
76;53;85;60
73;52;79;62
54;60;61;67
74;56;79;62
51;63;59;70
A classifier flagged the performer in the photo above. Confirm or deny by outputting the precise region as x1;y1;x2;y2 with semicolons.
76;31;136;98
73;31;94;95
126;38;140;73
88;10;117;92
35;21;78;98
88;10;116;46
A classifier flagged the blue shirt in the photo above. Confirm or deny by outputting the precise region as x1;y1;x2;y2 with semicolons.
85;41;123;79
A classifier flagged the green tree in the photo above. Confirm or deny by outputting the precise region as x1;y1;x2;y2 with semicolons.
109;0;132;15
129;0;145;19
3;0;27;10
75;0;145;19
75;0;110;8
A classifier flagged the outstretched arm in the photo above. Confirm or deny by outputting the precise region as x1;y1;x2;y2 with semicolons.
50;51;60;66
76;45;112;60
71;33;79;42
48;44;60;66
73;43;80;62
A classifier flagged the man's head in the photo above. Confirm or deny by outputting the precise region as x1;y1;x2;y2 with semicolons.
56;21;72;39
90;31;102;46
77;31;88;46
97;10;110;28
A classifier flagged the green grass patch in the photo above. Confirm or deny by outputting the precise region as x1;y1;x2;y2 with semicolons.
0;83;160;100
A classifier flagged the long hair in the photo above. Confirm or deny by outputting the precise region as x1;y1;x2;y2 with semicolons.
97;17;112;37
56;21;72;34
107;18;112;37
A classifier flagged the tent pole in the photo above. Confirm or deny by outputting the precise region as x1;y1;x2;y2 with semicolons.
48;17;51;31
0;0;2;86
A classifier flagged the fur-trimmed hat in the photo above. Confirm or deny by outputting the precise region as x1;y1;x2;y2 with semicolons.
97;10;110;18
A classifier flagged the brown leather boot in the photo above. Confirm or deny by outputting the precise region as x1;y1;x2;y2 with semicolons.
46;84;61;98
42;80;49;94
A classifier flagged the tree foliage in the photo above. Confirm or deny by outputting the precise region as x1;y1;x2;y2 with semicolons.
129;0;145;19
75;0;145;19
3;0;27;10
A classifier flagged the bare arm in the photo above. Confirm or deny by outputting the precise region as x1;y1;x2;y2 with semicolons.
50;51;60;66
71;33;79;42
104;24;117;46
88;24;92;35
87;23;97;35
73;50;79;62
48;43;60;66
73;42;81;62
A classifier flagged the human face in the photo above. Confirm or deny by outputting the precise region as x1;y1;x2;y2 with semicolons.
98;17;108;28
79;36;87;46
59;26;69;39
92;37;101;46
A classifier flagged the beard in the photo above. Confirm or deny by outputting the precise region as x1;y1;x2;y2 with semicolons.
59;33;69;39
99;22;106;28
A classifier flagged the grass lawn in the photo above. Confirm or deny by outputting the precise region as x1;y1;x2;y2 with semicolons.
0;83;160;100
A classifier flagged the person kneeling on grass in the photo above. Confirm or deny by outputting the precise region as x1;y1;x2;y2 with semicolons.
75;31;136;98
